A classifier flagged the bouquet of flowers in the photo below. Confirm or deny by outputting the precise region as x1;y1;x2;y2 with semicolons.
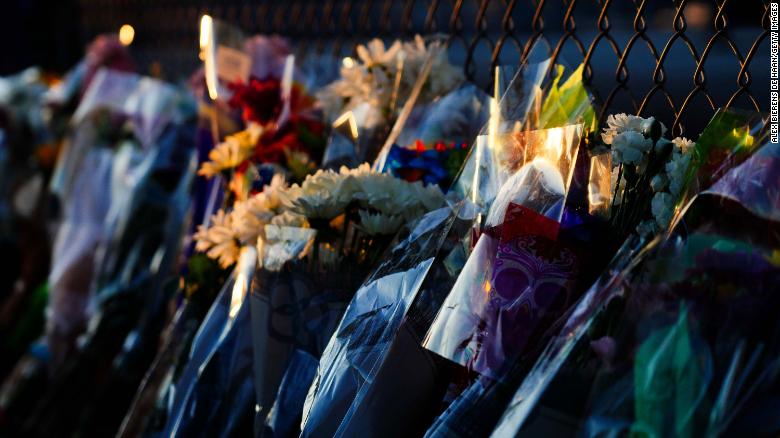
0;34;136;385
115;29;316;437
0;67;51;359
157;163;445;437
294;57;594;437
191;21;327;259
318;35;464;167
423;123;584;376
198;74;326;197
1;68;197;438
185;31;277;260
299;201;477;437
490;109;774;437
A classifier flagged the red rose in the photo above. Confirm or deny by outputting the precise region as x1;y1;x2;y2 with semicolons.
228;76;316;124
228;77;283;124
254;125;302;164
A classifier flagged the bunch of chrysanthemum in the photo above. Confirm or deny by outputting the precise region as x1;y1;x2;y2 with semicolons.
194;163;445;269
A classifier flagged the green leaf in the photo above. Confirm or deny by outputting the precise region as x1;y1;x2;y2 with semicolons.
539;63;597;133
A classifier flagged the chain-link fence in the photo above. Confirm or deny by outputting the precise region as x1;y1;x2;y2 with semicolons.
77;0;769;136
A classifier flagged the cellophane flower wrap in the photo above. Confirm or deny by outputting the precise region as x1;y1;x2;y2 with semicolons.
298;201;478;437
238;164;445;437
490;108;772;437
155;246;258;438
183;158;444;436
422;123;584;378
45;68;192;368
295;57;592;437
11;68;197;438
421;58;596;372
420;104;740;437
379;83;490;191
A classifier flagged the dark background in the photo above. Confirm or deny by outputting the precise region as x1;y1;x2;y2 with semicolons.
0;0;770;136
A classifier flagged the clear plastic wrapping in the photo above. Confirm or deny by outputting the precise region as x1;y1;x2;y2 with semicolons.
46;69;192;367
379;84;490;191
423;124;583;379
163;247;258;438
490;115;775;438
299;205;463;437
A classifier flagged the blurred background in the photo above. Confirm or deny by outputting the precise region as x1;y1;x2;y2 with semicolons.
0;0;770;139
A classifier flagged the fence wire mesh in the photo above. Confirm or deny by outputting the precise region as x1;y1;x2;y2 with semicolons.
77;0;770;136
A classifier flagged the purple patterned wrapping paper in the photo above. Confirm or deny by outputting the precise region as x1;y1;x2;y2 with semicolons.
425;203;578;379
470;235;577;378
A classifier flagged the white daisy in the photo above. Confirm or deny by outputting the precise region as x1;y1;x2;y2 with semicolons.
194;209;241;268
357;210;405;235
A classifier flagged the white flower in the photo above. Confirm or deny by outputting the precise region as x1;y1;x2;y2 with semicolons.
302;168;343;194
367;176;445;220
230;174;291;244
317;36;461;120
636;219;658;239
650;173;669;192
279;163;444;223
316;66;373;117
194;210;241;268
285;169;350;219
384;181;423;219
601;114;668;145
402;35;463;101
261;173;289;211
410;180;446;211
601;114;646;145
651;191;674;229
317;39;401;118
198;124;263;177
339;162;372;178
357;210;404;235
290;191;345;219
360;173;399;208
611;131;652;165
672;136;695;155
665;137;694;197
270;211;309;228
287;183;348;219
357;39;402;68
345;63;384;102
194;174;293;266
231;197;273;245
